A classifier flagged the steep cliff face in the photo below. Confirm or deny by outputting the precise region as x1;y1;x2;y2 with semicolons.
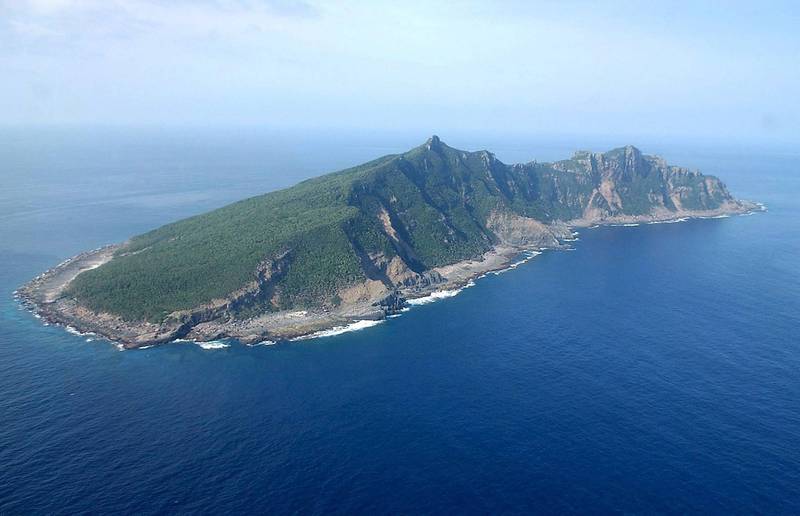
61;137;748;326
545;145;734;219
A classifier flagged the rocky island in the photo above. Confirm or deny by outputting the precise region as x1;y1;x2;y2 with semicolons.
18;137;757;348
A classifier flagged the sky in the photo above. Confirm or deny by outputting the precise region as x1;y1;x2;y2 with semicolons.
1;0;799;143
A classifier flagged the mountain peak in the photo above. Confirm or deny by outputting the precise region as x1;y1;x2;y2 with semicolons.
424;135;443;150
603;145;642;161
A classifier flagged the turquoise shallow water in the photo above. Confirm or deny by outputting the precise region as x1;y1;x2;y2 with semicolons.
1;129;798;513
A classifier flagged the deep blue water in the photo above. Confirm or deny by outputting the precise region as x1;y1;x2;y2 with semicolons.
1;129;799;514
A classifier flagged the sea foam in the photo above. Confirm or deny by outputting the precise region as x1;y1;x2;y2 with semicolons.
292;319;385;340
246;340;277;347
407;288;464;305
195;340;230;350
65;325;83;336
490;250;542;275
170;338;230;349
647;217;688;225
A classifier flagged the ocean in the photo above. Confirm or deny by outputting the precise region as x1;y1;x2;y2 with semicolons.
1;128;798;513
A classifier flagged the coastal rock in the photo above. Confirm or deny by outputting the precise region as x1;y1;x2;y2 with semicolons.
373;291;407;315
485;210;562;247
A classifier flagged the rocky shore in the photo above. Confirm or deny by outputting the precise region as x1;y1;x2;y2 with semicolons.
16;201;761;350
16;241;554;348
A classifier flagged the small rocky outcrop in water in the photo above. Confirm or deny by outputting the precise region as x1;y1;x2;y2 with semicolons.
373;291;407;315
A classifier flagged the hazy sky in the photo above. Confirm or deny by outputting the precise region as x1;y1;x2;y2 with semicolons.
2;0;798;142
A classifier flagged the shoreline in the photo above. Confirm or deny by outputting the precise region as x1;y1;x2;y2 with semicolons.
16;201;763;350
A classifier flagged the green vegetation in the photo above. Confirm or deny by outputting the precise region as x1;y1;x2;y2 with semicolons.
68;157;390;320
67;137;732;322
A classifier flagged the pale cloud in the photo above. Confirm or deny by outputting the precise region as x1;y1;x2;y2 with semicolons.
4;0;317;39
0;0;797;143
14;0;85;14
9;18;62;38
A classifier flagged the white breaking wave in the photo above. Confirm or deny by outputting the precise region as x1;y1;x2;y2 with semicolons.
246;340;277;347
509;252;540;267
406;288;464;305
647;217;688;225
195;340;230;350
65;325;84;336
62;325;99;338
292;319;385;340
171;338;231;349
491;250;542;275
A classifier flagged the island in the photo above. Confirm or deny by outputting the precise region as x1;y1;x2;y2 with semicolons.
18;137;758;348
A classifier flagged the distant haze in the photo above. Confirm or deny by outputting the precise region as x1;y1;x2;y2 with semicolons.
1;0;798;144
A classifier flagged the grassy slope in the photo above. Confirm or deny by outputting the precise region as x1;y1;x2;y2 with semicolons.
68;156;394;320
67;140;731;321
